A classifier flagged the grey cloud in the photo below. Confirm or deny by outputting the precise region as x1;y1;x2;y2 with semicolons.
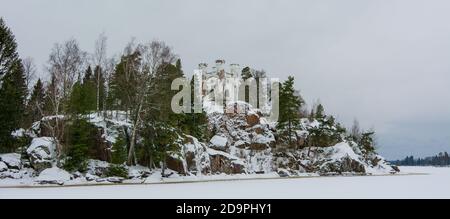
1;0;449;159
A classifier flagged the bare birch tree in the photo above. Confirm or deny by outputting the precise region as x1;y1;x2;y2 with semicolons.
22;57;36;92
39;39;86;160
122;40;176;165
93;33;107;113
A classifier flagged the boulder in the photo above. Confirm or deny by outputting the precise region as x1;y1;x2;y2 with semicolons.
274;153;300;171
0;161;8;172
185;151;197;172
246;113;260;127
248;143;268;150
128;166;151;179
26;137;56;172
319;156;366;174
0;153;22;170
234;140;248;149
209;152;245;174
391;165;400;172
85;173;98;181
209;135;228;151
106;177;124;183
35;167;72;185
166;154;186;175
87;159;110;177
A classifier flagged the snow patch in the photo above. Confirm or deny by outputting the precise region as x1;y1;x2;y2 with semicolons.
0;153;22;169
36;167;72;185
210;135;227;148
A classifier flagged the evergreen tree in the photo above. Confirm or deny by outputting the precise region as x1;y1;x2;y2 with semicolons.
0;61;27;152
107;51;139;113
141;60;186;171
277;76;304;145
25;78;46;125
315;103;325;119
69;66;96;114
93;65;106;111
359;131;376;153
181;75;208;141
0;18;27;152
64;119;92;172
0;18;20;80
148;62;184;126
143;123;180;176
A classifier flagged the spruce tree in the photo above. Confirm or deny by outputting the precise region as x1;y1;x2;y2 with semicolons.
0;18;27;152
0;18;20;80
315;103;325;119
69;66;96;114
26;78;46;125
181;75;208;141
107;52;139;113
277;76;304;145
93;65;106;111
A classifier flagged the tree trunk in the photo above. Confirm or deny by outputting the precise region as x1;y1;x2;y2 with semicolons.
161;155;167;177
288;119;292;146
127;125;137;166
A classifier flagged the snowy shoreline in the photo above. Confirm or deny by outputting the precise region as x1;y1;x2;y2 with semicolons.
0;169;419;188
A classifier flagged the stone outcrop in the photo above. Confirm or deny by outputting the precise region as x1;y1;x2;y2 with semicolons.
0;153;22;170
26;137;56;172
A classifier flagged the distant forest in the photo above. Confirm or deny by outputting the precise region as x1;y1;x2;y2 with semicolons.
391;152;450;166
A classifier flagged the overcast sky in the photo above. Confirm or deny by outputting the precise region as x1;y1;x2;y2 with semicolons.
1;0;449;159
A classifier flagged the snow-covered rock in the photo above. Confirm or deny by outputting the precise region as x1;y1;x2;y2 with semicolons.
206;101;275;174
209;135;228;150
273;142;397;176
26;137;56;172
183;135;211;175
87;159;110;177
11;128;26;138
0;161;8;172
35;167;72;185
208;148;246;174
128;165;151;179
0;153;22;169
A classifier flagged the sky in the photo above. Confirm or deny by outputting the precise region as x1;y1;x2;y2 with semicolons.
1;0;449;159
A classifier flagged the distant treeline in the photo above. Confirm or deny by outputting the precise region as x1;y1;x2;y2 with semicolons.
391;152;450;166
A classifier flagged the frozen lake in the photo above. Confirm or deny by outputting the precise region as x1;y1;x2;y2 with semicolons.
1;166;449;199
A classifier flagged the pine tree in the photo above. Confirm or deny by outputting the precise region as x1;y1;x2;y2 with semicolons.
181;75;208;141
93;65;106;111
141;59;186;170
26;78;46;126
0;61;27;152
107;51;139;113
69;66;96;115
277;76;304;145
0;18;27;152
359;131;376;153
0;18;20;80
147;62;184;126
143;122;180;176
315;103;325;119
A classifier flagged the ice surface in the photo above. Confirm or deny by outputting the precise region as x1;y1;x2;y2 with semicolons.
1;166;448;199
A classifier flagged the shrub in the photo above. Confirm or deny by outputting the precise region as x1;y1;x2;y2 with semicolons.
111;134;127;165
106;164;128;178
63;143;89;172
